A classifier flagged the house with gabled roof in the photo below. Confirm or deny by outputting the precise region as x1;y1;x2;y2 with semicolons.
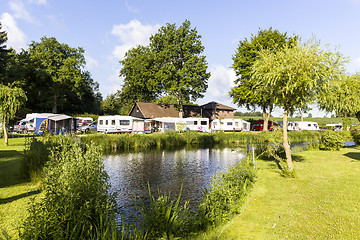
129;101;236;120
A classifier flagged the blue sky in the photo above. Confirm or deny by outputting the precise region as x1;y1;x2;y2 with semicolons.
1;0;360;117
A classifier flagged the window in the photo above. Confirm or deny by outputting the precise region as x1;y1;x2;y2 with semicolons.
194;121;198;125
186;121;194;125
227;122;233;126
201;121;207;125
112;120;115;125
120;120;130;125
235;122;239;127
99;120;103;125
105;120;108;125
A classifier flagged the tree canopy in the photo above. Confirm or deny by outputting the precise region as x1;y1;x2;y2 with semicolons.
119;20;210;114
251;39;346;172
230;28;298;131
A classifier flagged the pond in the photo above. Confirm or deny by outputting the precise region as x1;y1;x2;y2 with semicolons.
104;147;246;223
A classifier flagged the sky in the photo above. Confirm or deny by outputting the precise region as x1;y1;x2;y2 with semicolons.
1;0;360;117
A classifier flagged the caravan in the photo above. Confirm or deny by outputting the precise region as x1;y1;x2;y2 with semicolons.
97;116;145;134
184;118;209;132
211;118;250;132
288;121;319;131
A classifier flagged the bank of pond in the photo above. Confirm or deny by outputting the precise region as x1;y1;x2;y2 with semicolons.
17;130;353;239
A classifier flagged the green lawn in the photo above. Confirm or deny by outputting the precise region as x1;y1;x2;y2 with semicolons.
195;147;360;239
0;137;39;238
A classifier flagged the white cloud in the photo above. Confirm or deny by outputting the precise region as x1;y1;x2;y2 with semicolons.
85;55;99;70
10;0;35;23
111;19;160;59
27;0;47;5
0;12;27;52
125;0;139;13
196;64;237;107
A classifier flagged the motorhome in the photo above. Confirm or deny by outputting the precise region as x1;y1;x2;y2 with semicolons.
211;118;250;132
97;116;145;133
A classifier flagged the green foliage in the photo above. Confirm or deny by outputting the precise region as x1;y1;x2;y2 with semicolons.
27;36;101;114
230;28;297;120
196;158;256;228
319;130;343;151
134;183;189;239
120;20;210;108
20;136;116;240
351;126;360;145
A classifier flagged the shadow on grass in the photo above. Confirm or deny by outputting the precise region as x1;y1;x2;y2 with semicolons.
292;154;305;162
0;189;40;204
344;152;360;161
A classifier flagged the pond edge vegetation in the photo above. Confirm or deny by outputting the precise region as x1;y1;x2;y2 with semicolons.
11;130;354;239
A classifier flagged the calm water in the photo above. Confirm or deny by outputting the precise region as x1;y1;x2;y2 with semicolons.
104;147;245;222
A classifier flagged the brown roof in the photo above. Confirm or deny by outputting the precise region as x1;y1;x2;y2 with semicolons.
200;101;236;111
134;102;180;118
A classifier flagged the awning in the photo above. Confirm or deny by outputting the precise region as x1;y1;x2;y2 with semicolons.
48;114;74;121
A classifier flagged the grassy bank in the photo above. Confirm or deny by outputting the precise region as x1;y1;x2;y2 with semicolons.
0;138;38;238
196;147;360;239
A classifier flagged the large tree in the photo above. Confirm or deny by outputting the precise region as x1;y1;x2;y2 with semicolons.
119;20;210;115
28;37;101;114
250;40;345;172
0;22;11;84
230;28;298;131
0;84;27;145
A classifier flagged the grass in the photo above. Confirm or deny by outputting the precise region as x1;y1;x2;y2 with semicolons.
194;147;360;239
0;137;39;238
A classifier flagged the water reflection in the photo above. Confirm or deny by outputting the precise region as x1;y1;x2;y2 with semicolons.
104;148;245;222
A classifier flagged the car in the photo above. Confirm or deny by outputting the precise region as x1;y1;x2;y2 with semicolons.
79;121;98;133
251;123;263;131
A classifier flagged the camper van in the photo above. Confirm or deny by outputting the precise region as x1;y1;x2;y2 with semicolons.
97;116;145;134
211;118;250;132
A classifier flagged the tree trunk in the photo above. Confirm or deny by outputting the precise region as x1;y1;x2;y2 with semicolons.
283;110;293;171
3;115;8;146
262;105;269;132
52;94;57;114
300;108;304;122
178;94;183;118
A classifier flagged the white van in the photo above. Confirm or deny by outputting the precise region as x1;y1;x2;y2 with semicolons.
211;118;250;132
97;116;144;134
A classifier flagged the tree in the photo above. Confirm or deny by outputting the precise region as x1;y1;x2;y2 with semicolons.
0;22;10;83
230;28;298;131
318;74;360;120
119;20;210;116
250;39;345;172
0;84;27;145
28;37;101;114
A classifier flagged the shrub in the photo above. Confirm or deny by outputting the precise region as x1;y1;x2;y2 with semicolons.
21;137;117;239
319;130;343;151
351;126;360;145
195;157;256;228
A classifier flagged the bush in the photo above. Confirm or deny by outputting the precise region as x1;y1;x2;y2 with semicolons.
351;126;360;145
319;130;343;151
195;157;256;228
21;137;117;239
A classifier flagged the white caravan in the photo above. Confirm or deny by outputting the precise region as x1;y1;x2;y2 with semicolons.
211;118;250;132
184;118;209;132
97;115;145;133
326;123;342;131
288;121;319;131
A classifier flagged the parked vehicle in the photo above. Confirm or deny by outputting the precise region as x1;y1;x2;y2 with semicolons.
79;121;97;133
288;121;319;131
326;123;342;131
251;120;277;131
16;119;35;133
185;117;209;132
76;117;93;127
97;116;144;133
211;118;250;132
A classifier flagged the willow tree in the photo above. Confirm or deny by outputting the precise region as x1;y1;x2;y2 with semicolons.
0;84;27;145
251;40;345;172
318;74;360;120
230;28;297;131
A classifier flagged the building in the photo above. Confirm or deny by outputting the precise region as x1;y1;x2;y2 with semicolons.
129;101;236;120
